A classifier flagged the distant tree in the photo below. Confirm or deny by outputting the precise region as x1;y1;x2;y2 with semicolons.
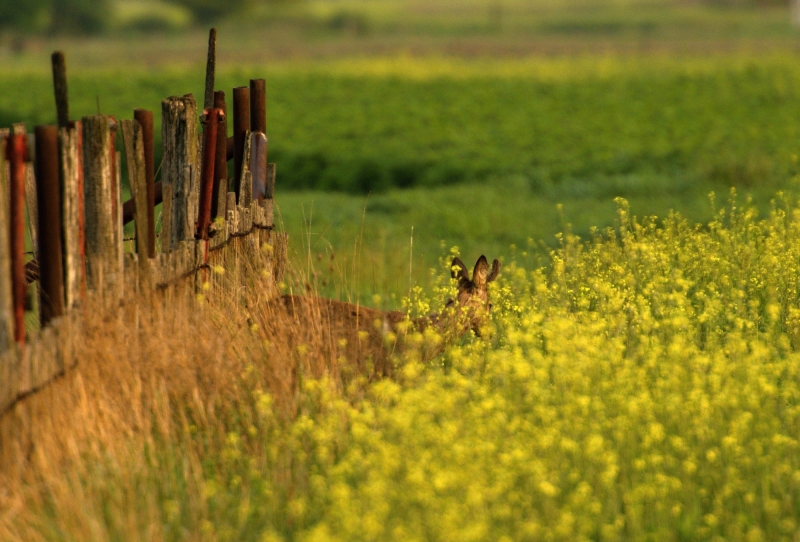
164;0;255;24
0;0;51;34
50;0;111;35
0;0;111;36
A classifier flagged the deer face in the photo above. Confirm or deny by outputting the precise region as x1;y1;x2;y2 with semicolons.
448;255;501;336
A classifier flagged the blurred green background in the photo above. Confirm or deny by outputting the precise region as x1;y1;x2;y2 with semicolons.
4;0;800;304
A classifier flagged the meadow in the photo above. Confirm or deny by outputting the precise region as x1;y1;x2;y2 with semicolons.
4;195;800;540
5;1;800;538
6;52;800;301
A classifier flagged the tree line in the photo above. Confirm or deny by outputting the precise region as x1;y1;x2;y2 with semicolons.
0;0;281;36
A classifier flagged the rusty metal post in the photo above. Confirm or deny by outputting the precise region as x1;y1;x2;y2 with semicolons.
213;90;227;219
249;79;267;201
34;125;65;326
7;130;27;344
197;108;222;240
204;28;217;111
133;109;155;258
232;86;249;203
52;51;69;128
0;133;14;352
250;79;266;135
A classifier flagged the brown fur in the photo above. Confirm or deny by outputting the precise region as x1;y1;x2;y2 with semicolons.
259;255;501;380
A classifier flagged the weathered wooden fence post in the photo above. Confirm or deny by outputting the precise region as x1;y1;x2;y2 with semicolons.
0;135;14;352
121;119;152;287
34;125;65;325
133;109;155;258
162;95;199;251
109;120;124;283
59;121;85;308
82;115;120;295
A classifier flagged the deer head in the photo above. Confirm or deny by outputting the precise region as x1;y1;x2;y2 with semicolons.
447;255;501;336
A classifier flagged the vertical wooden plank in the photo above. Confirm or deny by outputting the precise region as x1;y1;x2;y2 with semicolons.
24;163;39;258
121;119;151;286
34;125;65;326
114;150;124;292
82;115;116;293
226;192;237;232
59;122;85;308
161;95;198;250
0;136;14;352
161;183;172;254
133;109;155;258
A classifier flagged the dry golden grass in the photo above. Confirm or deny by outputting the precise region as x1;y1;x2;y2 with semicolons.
0;241;468;540
0;248;331;539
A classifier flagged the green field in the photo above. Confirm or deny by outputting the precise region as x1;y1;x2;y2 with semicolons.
8;4;800;538
6;52;800;302
7;196;800;541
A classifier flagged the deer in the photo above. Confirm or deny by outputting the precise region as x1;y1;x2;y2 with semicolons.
258;255;501;384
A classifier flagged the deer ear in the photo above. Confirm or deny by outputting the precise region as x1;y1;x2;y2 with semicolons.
487;259;501;283
451;258;469;281
472;255;489;287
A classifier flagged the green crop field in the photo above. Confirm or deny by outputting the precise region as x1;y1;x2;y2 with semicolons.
6;53;800;302
7;2;800;539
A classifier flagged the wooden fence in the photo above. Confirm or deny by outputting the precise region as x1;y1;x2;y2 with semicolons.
0;30;288;421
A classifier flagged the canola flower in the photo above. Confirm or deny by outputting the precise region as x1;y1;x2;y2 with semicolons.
11;194;800;541
177;194;800;541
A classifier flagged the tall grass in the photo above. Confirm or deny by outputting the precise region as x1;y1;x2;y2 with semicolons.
4;193;800;540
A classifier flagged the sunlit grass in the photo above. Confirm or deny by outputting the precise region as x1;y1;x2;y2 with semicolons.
4;194;800;540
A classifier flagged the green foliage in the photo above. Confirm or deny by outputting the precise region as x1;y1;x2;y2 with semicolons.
164;0;254;24
6;55;800;195
50;0;111;35
0;0;111;35
0;0;51;33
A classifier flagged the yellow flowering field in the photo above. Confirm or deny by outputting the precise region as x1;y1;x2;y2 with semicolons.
241;195;799;541
4;193;800;541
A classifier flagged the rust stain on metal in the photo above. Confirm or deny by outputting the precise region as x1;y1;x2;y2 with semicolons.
250;79;266;135
197;108;223;240
7;133;28;344
213;90;227;219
